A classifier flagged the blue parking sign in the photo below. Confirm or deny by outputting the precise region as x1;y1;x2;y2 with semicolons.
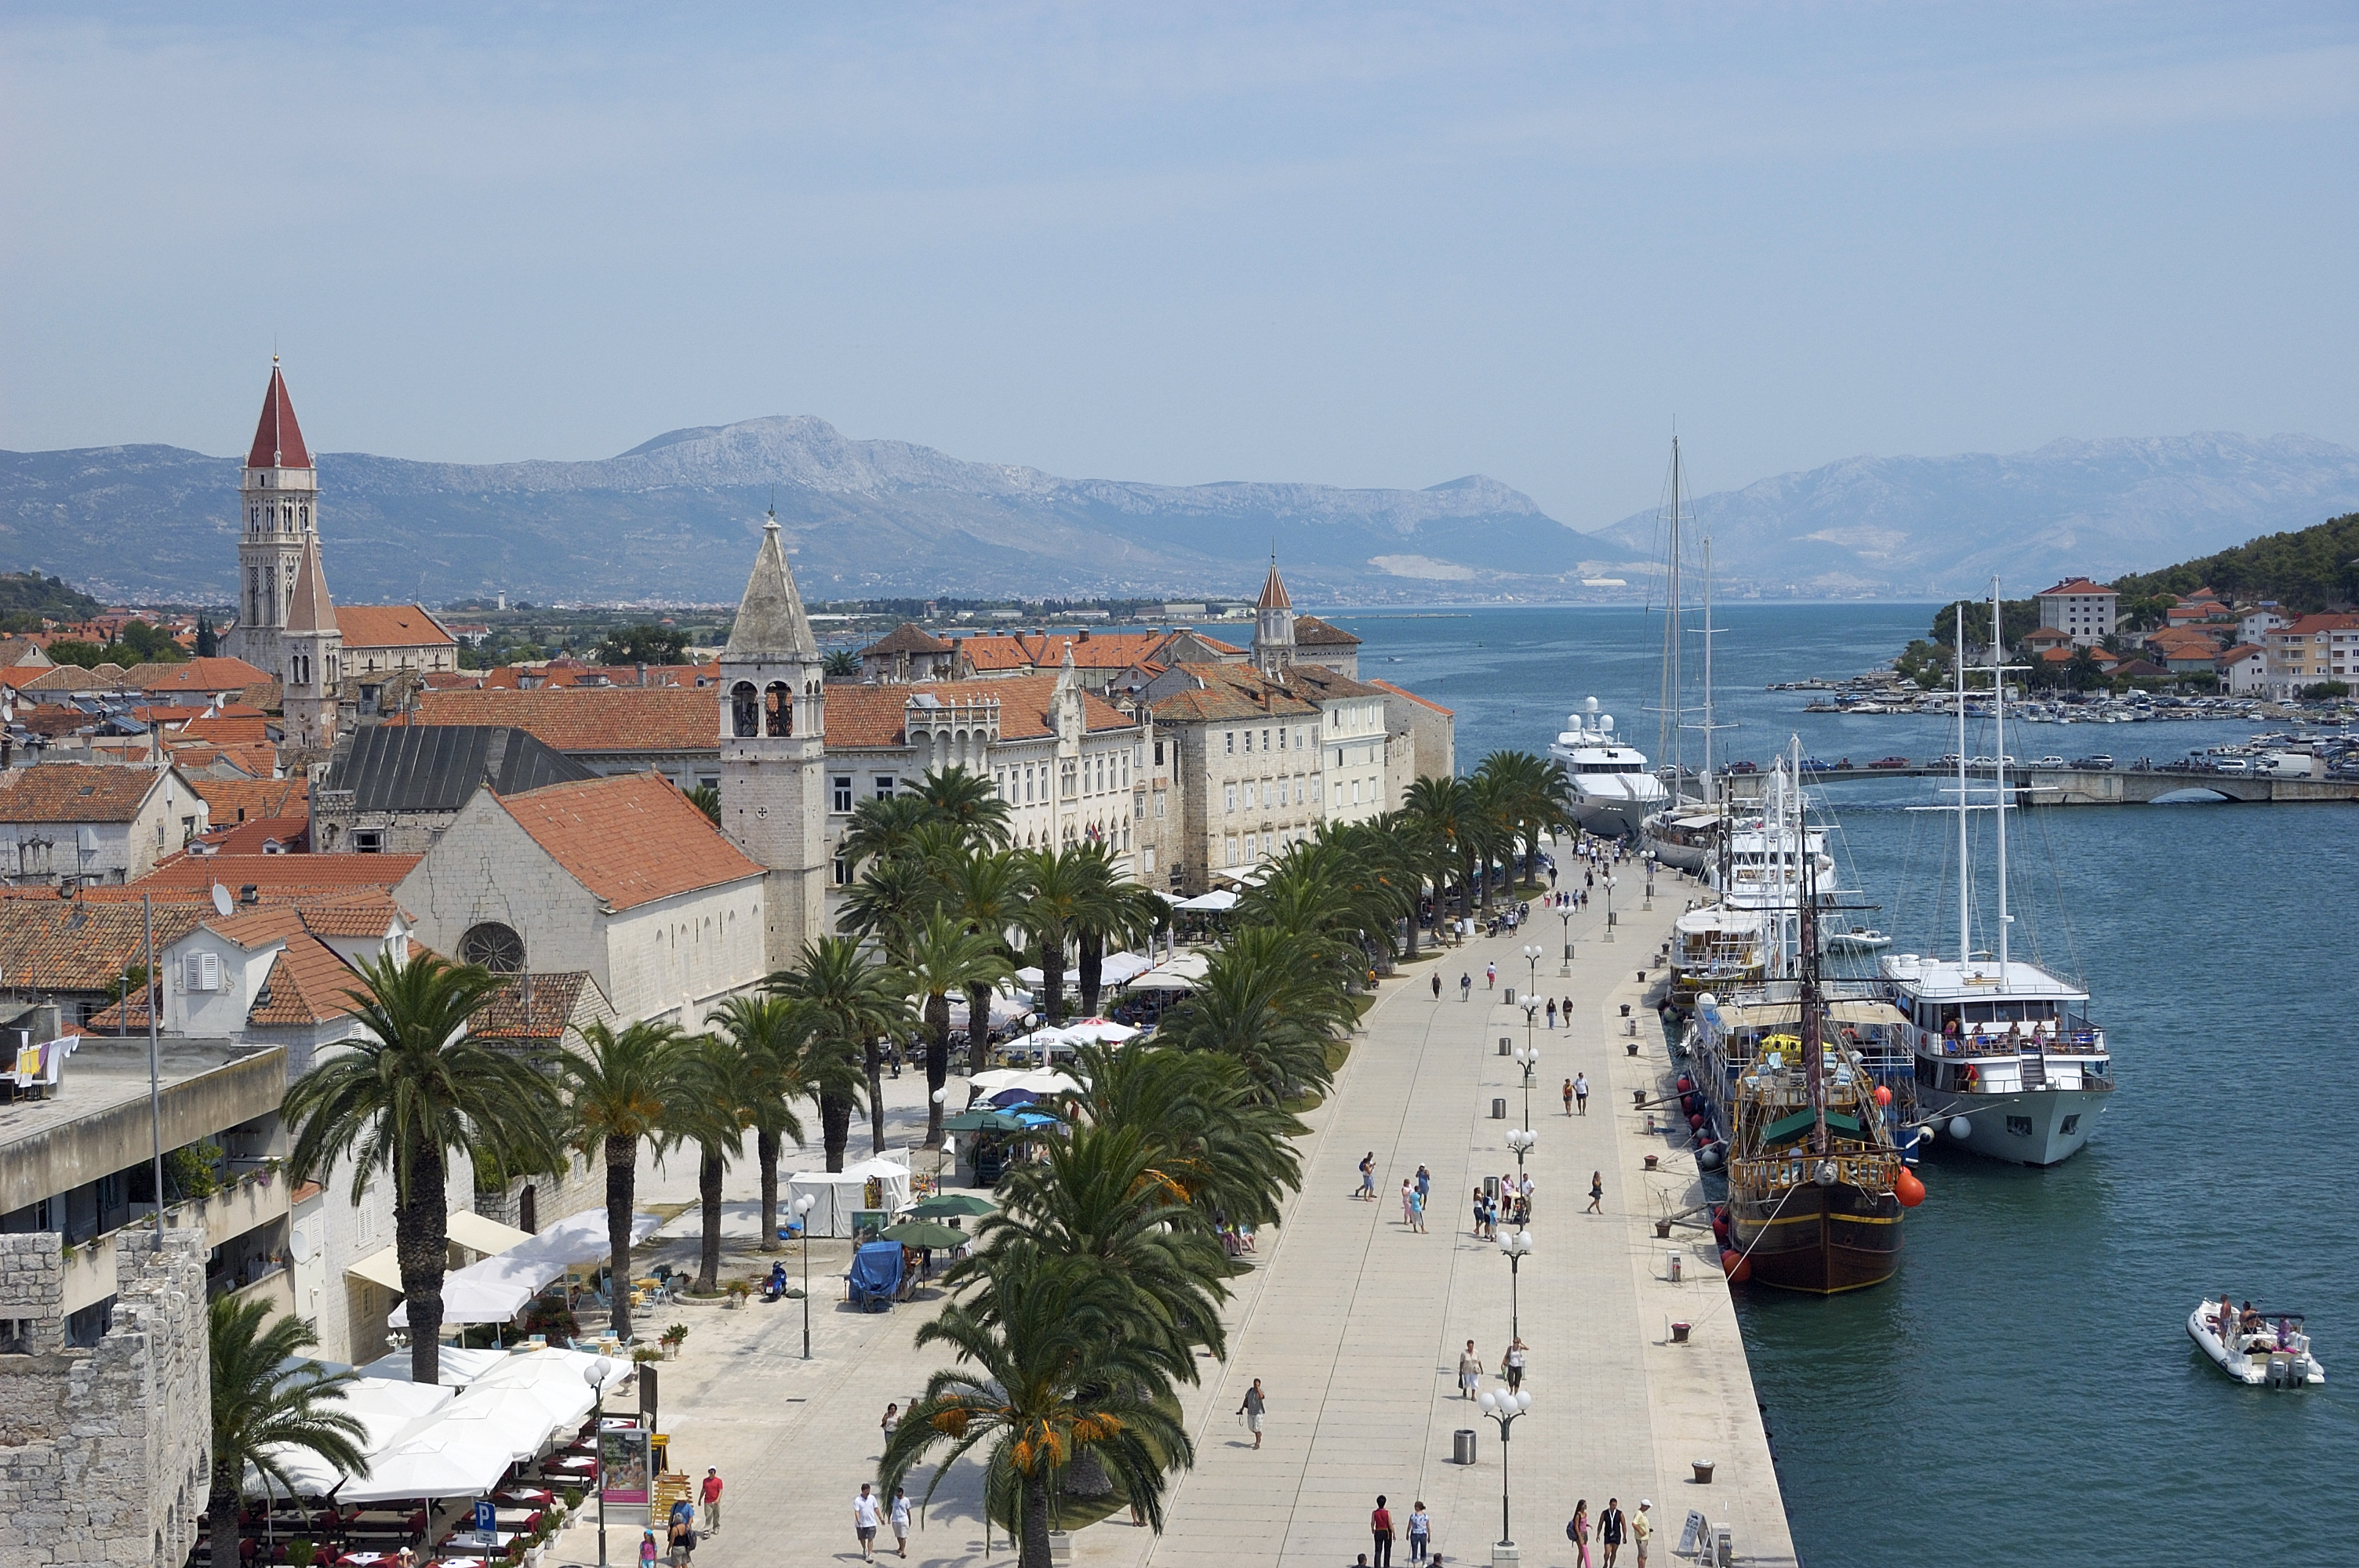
474;1501;496;1535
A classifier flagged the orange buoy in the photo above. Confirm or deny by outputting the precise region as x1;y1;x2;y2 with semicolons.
1894;1168;1926;1207
1720;1248;1751;1283
1872;1084;1894;1106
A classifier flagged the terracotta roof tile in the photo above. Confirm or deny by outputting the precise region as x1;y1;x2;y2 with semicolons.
1367;677;1454;717
132;851;420;893
0;902;202;991
470;972;598;1040
246;365;312;469
862;623;956;656
20;664;122;694
823;674;1139;750
413;688;714;753
2035;578;2115;597
122;657;272;692
248;935;365;1026
0;763;175;823
494;772;761;911
337;604;456;648
186;777;307;825
1292;615;1361;647
1147;663;1321;724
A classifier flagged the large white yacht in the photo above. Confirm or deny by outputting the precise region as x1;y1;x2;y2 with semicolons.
1550;697;1667;837
1880;581;2114;1167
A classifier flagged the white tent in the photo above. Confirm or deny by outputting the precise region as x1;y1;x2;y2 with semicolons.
1062;1018;1139;1045
389;1209;661;1328
251;1377;455;1499
969;1068;1081;1097
998;1025;1081;1062
335;1435;515;1504
427;1385;565;1466
1096;952;1155;985
354;1345;513;1386
1125;952;1210;992
786;1156;914;1239
1173;890;1239;912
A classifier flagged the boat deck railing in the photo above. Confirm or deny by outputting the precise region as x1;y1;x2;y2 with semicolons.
1731;1151;1901;1196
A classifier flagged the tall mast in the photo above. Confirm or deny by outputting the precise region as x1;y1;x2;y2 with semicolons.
1701;535;1716;805
1954;601;1972;964
1991;577;2011;973
1658;437;1685;793
1799;754;1825;1154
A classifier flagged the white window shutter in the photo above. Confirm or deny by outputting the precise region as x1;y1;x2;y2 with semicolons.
202;952;221;991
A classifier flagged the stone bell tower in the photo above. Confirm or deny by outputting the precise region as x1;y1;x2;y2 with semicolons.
718;508;830;969
1253;554;1296;677
281;533;343;751
225;358;319;673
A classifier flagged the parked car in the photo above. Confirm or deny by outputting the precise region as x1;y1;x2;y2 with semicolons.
2070;755;2114;770
1799;757;1834;771
1936;753;1961;768
1727;760;1758;774
1868;756;1910;769
2214;757;2253;775
2030;756;2067;768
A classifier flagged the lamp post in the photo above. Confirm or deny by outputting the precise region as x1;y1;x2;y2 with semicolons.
1497;1226;1533;1338
1520;942;1543;1001
1642;851;1656;911
1603;874;1619;942
583;1357;615;1568
931;1088;949;1189
794;1194;816;1359
1558;902;1574;975
1478;1385;1533;1561
1511;1036;1539;1127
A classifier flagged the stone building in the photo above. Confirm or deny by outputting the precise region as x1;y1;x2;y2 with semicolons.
0;1229;211;1568
0;764;209;886
313;725;591;855
407;688;717;793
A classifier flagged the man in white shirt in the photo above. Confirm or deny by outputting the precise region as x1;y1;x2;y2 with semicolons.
852;1484;882;1562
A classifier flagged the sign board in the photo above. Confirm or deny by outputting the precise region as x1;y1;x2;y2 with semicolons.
1676;1511;1708;1557
474;1501;496;1535
598;1426;651;1507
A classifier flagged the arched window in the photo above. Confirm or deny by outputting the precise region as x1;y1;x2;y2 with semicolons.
765;681;791;736
458;921;525;974
730;681;759;738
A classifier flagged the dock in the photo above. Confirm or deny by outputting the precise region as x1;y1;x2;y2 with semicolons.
1721;763;2359;805
1121;866;1797;1566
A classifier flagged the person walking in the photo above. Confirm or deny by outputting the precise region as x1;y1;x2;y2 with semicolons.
1599;1497;1626;1568
1457;1338;1483;1399
1500;1334;1528;1392
889;1487;913;1559
852;1484;882;1563
637;1531;657;1568
1546;996;1558;1029
698;1468;722;1535
1358;1152;1377;1201
1485;962;1497;990
880;1402;900;1443
1460;971;1473;1002
1408;1502;1432;1564
1401;1178;1417;1229
667;1512;692;1568
1632;1501;1652;1567
1371;1496;1396;1568
1415;1164;1431;1206
1587;1171;1605;1214
1431;972;1442;1000
1574;1072;1590;1114
1238;1377;1267;1448
1562;1076;1575;1116
1568;1501;1591;1568
1411;1183;1428;1233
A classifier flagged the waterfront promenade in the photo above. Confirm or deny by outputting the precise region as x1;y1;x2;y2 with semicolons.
555;866;1794;1567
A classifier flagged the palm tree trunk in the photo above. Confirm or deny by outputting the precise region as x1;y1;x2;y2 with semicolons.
820;1093;852;1173
1039;935;1067;1025
964;981;994;1076
925;993;951;1147
1020;1471;1054;1568
865;1039;887;1154
210;1463;245;1568
1077;929;1104;1017
696;1148;724;1293
758;1127;781;1254
394;1139;449;1385
605;1132;637;1341
1521;826;1539;886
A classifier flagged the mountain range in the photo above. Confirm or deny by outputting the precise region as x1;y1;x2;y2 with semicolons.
5;419;2355;606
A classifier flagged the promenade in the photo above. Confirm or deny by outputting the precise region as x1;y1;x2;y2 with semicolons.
555;862;1795;1568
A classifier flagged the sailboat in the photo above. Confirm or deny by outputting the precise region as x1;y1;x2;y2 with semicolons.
1879;582;2116;1167
1644;441;1729;871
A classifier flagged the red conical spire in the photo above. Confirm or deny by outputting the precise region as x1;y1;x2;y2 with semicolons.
246;358;312;470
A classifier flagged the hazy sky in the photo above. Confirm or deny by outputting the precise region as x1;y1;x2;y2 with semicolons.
4;2;2354;529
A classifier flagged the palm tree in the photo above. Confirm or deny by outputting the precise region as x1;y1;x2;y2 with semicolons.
1065;1044;1304;1229
768;935;907;1161
208;1295;370;1568
909;764;1013;851
285;951;562;1382
1404;773;1476;922
1476;750;1572;887
1018;846;1103;1025
839;853;942;949
1158;925;1354;1103
881;1252;1194;1568
1063;845;1163;1018
558;1018;691;1342
896;912;1016;1146
822;648;859;677
667;1034;750;1293
839;793;936;875
940;848;1034;1073
709;994;810;1253
685;782;722;825
1467;768;1519;909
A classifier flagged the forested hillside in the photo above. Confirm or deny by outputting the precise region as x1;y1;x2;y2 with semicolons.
2112;511;2359;612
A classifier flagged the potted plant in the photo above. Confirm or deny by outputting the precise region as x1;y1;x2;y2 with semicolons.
723;1279;751;1309
631;1345;663;1367
659;1323;689;1358
562;1488;584;1515
285;1541;317;1568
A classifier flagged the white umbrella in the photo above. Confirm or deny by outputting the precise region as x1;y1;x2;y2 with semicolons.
1173;890;1239;912
389;1209;661;1328
432;1384;571;1465
999;1025;1080;1062
1063;1018;1139;1045
335;1435;514;1504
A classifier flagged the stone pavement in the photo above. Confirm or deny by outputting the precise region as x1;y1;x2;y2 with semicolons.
554;858;1795;1568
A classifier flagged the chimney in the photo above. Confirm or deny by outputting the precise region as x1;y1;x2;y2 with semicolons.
637;662;648;687
239;884;260;905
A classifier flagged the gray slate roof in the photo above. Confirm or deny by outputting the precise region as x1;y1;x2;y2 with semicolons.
322;725;592;813
722;516;818;659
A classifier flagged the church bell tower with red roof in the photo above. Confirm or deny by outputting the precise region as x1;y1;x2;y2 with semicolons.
224;358;320;674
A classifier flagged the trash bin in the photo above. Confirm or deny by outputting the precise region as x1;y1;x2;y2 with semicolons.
1492;1098;1507;1120
1499;1037;1512;1056
1504;986;1516;1005
1453;1428;1478;1465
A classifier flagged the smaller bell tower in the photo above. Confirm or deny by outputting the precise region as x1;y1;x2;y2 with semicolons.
281;534;342;751
1253;554;1296;677
718;509;830;969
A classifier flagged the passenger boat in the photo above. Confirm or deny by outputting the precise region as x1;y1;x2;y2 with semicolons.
1825;927;1891;952
1550;696;1667;837
1881;581;2115;1168
1668;903;1766;1007
2188;1298;2324;1388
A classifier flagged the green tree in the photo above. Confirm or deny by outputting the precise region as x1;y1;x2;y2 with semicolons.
207;1295;370;1568
908;764;1014;851
1018;846;1122;1025
1063;1042;1304;1234
1158;925;1351;1103
939;849;1034;1073
840;793;936;876
284;952;562;1383
596;623;689;665
894;912;1016;1146
709;994;812;1253
1064;844;1162;1017
822;648;860;677
767;935;902;1163
685;783;722;825
666;1034;750;1294
558;1019;692;1340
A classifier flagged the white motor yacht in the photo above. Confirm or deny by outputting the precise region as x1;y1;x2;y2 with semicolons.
1550;697;1666;837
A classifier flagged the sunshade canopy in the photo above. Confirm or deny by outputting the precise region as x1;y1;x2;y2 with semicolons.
880;1220;966;1248
907;1193;995;1218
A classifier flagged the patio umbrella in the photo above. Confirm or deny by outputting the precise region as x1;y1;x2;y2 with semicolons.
907;1194;996;1218
985;1087;1041;1107
880;1221;969;1249
941;1109;1032;1134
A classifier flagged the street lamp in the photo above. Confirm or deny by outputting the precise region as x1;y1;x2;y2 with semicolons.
1603;874;1619;943
1641;851;1656;911
1478;1385;1534;1561
1511;1037;1539;1126
583;1357;615;1568
931;1088;950;1189
1504;1127;1536;1175
1558;902;1575;975
794;1194;816;1359
1497;1226;1534;1338
1520;942;1543;1000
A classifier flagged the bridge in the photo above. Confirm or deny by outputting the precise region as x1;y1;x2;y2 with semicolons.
1714;764;2359;806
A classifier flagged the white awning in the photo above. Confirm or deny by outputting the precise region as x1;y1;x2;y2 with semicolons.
345;1245;406;1292
389;1208;661;1328
1173;890;1239;911
445;1212;533;1257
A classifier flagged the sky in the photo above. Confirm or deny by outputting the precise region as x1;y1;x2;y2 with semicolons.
3;2;2356;531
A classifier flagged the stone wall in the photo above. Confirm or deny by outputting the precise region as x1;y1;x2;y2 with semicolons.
0;1230;209;1568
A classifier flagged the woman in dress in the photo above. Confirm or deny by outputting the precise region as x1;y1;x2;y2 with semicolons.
1568;1500;1591;1568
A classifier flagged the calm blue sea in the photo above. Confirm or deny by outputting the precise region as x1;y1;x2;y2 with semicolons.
1320;602;2359;1568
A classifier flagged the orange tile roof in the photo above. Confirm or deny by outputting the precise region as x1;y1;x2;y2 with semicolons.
132;851;421;893
1292;615;1361;647
188;812;310;855
2038;646;2077;663
493;771;761;911
247;934;365;1026
413;688;714;753
953;630;1176;673
823;674;1140;750
2035;578;2115;597
0;901;202;991
180;714;272;746
1147;663;1321;724
2215;644;2266;664
2283;612;2359;636
862;623;957;656
1367;678;1454;717
292;891;408;938
470;972;599;1040
187;777;308;822
336;604;456;648
0;763;175;823
122;656;272;692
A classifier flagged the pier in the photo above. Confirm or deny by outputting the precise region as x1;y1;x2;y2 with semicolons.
1719;764;2359;806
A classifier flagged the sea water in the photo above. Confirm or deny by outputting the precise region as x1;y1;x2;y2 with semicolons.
1325;602;2358;1567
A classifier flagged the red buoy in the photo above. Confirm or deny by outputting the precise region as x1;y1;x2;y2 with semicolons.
1873;1084;1894;1106
1688;1113;1704;1130
1720;1248;1751;1283
1894;1169;1926;1207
